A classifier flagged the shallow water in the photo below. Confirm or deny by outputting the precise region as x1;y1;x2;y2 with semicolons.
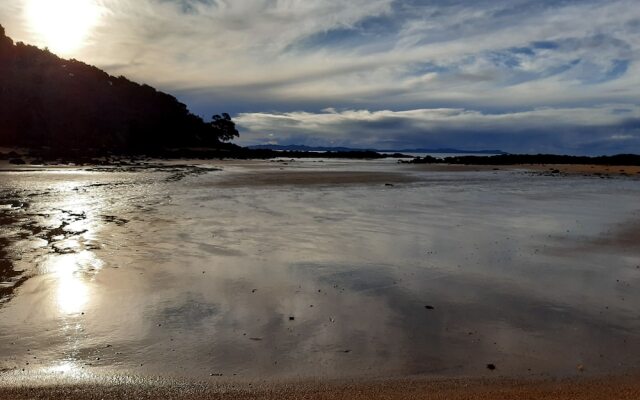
0;160;639;384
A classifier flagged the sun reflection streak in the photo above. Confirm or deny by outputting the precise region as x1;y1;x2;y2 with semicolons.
43;360;96;381
40;178;106;317
56;266;90;315
40;184;107;379
47;361;77;375
43;251;103;316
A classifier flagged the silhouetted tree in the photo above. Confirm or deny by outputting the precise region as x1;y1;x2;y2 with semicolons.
0;24;229;152
0;25;13;59
210;113;239;142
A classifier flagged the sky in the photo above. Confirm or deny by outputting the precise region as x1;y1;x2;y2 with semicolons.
1;0;640;153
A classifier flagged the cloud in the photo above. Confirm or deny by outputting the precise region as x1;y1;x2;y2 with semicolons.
235;105;640;154
1;0;640;152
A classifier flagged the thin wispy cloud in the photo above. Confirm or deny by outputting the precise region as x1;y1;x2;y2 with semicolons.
1;0;639;152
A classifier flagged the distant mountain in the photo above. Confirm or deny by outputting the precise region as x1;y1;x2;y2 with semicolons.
0;25;234;153
248;144;506;155
248;144;377;152
392;148;507;154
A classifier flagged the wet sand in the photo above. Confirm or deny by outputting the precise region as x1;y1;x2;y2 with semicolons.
215;170;418;187
208;162;640;190
1;159;640;397
1;375;640;399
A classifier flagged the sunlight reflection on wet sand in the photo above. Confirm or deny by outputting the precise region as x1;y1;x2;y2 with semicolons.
56;261;91;316
0;161;639;384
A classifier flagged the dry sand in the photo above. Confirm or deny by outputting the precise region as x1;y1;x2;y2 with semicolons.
1;376;639;399
407;163;640;176
519;164;640;176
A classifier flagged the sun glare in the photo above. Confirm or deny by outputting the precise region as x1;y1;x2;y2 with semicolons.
57;268;89;315
24;0;102;55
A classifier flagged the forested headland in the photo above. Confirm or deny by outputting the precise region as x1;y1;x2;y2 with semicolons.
0;25;237;156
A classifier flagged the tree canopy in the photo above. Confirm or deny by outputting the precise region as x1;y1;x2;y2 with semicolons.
0;24;237;152
211;113;239;142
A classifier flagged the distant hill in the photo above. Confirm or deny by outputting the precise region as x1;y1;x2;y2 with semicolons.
248;144;378;152
248;144;506;154
0;25;235;153
393;148;506;155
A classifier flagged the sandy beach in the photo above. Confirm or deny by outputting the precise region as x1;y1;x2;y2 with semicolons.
3;0;640;395
406;162;640;176
1;375;640;399
516;164;640;177
1;159;639;398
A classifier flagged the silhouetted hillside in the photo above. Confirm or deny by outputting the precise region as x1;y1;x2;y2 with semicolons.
0;25;236;153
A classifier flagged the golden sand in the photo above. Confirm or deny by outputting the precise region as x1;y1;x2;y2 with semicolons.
1;376;639;400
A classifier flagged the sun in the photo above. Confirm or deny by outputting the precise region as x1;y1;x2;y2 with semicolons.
24;0;102;55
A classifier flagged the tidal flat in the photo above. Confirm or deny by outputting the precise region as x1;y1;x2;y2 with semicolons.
0;159;639;397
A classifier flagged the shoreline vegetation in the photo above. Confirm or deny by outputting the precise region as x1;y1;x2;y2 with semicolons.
2;149;640;173
403;153;640;166
0;148;409;166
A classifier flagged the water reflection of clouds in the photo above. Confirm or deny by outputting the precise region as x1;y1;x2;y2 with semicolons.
116;175;640;378
3;166;640;381
132;257;640;379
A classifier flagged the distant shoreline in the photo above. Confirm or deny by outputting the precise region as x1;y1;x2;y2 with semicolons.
0;147;410;166
2;147;640;168
402;153;640;167
248;144;506;155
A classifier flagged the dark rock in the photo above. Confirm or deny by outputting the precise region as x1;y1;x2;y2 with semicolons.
487;364;496;371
